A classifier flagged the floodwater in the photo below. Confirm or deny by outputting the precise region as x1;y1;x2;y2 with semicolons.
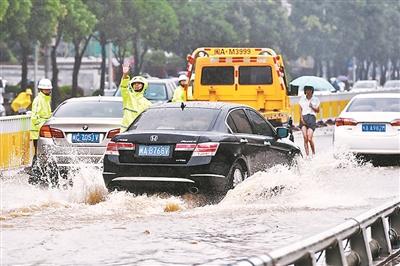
1;128;399;265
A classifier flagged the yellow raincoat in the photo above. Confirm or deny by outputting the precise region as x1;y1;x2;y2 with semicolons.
171;85;186;102
30;92;52;140
120;76;152;132
11;91;32;113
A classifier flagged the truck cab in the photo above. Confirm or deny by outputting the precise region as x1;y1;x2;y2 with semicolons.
185;47;294;126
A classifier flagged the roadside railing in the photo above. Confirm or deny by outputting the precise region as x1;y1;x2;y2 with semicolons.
289;88;400;125
0;114;32;170
231;200;400;266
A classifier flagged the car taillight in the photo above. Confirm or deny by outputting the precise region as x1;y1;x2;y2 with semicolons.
107;128;120;138
192;142;219;156
105;141;135;155
39;125;64;138
335;117;358;127
175;143;197;151
391;119;400;126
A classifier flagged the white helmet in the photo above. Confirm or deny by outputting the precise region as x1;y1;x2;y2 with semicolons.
178;74;188;82
38;78;53;90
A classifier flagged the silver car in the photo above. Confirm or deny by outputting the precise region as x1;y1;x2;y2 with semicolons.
33;96;122;185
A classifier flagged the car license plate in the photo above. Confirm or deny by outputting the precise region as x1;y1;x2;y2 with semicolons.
362;124;386;132
71;132;100;143
138;145;170;157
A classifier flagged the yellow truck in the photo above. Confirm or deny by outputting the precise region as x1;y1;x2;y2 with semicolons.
185;47;296;126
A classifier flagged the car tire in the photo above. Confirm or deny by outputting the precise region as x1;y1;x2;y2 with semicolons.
225;162;246;192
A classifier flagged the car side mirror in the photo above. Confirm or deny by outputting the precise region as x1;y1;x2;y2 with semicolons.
289;84;299;96
276;127;289;138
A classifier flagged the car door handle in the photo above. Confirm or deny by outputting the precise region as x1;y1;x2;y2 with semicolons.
240;138;248;143
263;141;271;146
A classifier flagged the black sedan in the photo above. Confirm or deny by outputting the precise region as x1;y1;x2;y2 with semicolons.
103;102;301;195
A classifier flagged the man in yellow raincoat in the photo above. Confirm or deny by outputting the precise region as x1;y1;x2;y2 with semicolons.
120;64;152;132
172;74;187;102
11;88;32;114
30;78;52;154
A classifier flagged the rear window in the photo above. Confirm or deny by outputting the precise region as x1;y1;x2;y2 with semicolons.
347;98;400;112
201;66;234;85
144;84;167;100
130;108;219;131
239;66;273;85
54;101;122;118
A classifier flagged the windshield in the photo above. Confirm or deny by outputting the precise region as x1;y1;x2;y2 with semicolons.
114;82;168;100
347;98;400;112
129;107;219;131
54;101;123;118
384;81;400;87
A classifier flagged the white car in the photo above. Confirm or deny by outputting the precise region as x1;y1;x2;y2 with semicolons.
383;80;400;90
351;80;379;92
333;93;400;157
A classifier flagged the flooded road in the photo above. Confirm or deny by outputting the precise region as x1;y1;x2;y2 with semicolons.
1;128;399;265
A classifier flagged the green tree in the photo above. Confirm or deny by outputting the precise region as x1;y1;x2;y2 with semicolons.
62;0;96;97
1;0;32;90
0;0;9;22
1;0;61;92
123;0;179;75
86;0;123;95
170;0;238;59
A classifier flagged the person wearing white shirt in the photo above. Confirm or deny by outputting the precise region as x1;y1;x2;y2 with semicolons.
299;85;320;157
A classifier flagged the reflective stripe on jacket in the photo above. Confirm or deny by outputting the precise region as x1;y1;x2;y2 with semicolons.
30;92;52;140
120;76;152;132
171;85;186;102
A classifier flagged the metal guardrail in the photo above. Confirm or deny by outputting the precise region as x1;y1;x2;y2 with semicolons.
231;200;400;266
288;88;400;125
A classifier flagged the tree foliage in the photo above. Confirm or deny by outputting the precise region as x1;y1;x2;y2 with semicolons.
1;0;400;93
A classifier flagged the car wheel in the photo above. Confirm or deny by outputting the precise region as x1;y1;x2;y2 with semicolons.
225;162;246;191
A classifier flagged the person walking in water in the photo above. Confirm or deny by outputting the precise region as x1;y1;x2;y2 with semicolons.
299;85;320;157
29;78;52;185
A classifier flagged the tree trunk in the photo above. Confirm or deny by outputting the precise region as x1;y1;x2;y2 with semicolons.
312;57;318;76
20;44;29;90
113;46;126;84
71;36;92;97
138;45;148;75
379;63;386;86
133;39;140;76
365;61;371;80
326;60;331;79
99;32;107;95
51;45;59;109
51;34;62;109
371;60;376;80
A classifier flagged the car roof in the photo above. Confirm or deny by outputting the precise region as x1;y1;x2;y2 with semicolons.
63;96;122;103
148;101;249;110
352;93;400;99
147;79;175;84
